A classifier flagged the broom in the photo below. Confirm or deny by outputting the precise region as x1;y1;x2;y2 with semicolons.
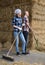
27;24;39;48
2;31;21;61
29;26;39;49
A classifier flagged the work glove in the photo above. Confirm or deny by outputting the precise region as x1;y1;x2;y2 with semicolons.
18;27;22;31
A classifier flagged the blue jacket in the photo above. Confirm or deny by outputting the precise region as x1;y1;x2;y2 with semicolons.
12;16;22;32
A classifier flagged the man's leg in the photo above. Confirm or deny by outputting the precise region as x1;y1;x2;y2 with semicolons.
14;32;19;54
19;32;26;53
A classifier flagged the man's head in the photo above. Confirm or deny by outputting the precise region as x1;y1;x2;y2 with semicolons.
25;11;29;17
14;9;22;17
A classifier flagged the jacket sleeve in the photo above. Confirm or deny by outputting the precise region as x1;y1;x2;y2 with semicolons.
12;17;15;26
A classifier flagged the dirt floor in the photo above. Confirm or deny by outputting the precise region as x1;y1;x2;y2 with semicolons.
0;50;45;65
0;60;43;65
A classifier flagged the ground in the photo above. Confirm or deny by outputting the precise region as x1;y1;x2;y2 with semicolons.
0;50;45;65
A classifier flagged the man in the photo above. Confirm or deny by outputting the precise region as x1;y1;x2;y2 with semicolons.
12;9;27;55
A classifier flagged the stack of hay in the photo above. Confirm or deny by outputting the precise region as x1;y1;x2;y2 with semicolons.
0;60;43;65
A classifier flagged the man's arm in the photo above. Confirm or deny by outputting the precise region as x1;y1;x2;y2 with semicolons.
12;17;22;31
13;25;22;30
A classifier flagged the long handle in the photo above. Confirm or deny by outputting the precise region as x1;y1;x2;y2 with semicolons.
7;31;21;56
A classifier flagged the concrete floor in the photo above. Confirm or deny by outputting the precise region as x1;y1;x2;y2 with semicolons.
0;50;45;65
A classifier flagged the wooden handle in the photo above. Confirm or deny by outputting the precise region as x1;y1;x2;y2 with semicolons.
7;31;21;56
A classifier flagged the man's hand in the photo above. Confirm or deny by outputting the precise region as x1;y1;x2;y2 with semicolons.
18;27;22;31
22;23;25;26
13;25;22;31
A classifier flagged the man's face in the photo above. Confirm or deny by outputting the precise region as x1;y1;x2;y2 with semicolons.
18;12;21;17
